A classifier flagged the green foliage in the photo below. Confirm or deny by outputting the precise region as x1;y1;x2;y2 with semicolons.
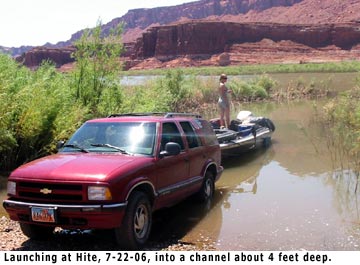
159;69;189;111
320;86;360;172
0;20;126;170
119;73;276;115
121;80;172;113
197;78;218;103
0;57;86;170
71;19;124;116
229;75;275;101
270;76;332;101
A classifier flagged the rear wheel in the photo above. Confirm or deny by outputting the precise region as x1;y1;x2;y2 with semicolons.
114;191;152;250
197;171;215;203
20;223;54;240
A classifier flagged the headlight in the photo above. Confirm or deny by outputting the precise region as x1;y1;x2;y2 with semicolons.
88;186;112;200
7;181;16;195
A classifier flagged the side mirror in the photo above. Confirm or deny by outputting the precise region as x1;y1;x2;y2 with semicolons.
159;142;181;157
56;140;65;150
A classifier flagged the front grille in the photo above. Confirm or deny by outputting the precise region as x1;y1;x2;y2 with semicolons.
16;181;84;202
18;192;82;201
18;182;81;190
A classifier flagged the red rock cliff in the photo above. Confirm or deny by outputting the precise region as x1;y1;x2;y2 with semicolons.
10;0;360;69
107;0;303;43
15;46;76;69
132;21;360;60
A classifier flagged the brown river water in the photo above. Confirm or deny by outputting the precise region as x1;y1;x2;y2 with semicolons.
1;72;360;250
189;101;360;251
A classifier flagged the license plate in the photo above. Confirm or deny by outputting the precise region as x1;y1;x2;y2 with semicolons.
31;207;56;223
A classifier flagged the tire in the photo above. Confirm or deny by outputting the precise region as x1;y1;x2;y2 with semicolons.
197;171;215;203
265;118;276;132
20;223;54;240
114;191;152;250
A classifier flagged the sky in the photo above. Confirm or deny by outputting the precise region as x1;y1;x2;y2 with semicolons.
0;0;198;47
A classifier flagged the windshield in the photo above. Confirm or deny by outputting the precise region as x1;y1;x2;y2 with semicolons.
62;121;157;156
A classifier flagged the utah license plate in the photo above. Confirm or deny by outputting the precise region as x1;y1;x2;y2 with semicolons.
31;207;56;223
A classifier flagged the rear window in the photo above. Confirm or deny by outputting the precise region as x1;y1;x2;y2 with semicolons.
180;121;202;149
196;120;219;146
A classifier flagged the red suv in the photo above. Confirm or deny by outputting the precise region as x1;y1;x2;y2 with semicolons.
3;113;223;249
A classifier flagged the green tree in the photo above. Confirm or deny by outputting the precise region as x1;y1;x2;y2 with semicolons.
160;69;189;111
71;20;125;116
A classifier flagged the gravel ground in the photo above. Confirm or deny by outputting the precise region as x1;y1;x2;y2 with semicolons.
0;216;216;251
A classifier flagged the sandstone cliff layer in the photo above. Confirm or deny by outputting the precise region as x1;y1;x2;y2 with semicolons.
90;0;304;43
133;22;360;59
17;21;360;70
6;0;360;70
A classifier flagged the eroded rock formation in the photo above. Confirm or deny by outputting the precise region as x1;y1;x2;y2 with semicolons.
132;21;360;59
15;46;76;69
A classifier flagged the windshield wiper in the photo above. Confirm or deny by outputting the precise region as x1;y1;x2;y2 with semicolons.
91;143;129;154
63;144;89;153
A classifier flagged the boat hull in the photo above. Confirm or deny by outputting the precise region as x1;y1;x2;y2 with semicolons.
219;127;272;157
212;112;275;158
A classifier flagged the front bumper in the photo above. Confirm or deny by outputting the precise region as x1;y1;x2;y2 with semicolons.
3;199;127;229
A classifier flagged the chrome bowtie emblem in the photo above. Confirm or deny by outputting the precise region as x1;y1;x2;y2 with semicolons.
40;188;52;194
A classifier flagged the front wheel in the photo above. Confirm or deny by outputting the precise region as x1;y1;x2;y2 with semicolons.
114;191;152;250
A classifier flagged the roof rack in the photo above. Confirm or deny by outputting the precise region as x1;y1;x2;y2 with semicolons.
107;112;202;118
164;112;202;118
108;113;165;118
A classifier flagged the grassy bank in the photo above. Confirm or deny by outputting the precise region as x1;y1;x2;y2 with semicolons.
123;61;360;76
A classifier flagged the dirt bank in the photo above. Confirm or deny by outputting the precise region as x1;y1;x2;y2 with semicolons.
0;216;216;251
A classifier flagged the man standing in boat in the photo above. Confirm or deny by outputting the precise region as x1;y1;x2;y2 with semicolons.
218;74;232;128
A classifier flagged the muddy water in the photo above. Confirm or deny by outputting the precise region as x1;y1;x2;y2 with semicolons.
181;101;360;250
1;100;360;250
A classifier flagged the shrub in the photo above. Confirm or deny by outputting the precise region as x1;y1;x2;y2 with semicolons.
229;75;274;101
71;20;124;116
0;58;87;170
320;86;360;174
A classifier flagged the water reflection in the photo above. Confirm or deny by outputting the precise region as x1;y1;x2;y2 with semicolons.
149;191;224;249
219;147;274;195
330;169;360;221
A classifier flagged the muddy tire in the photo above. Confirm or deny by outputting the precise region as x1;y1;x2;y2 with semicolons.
114;191;152;250
197;171;215;203
20;223;54;240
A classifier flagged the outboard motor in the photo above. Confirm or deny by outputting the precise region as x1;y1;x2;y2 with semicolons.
237;111;253;122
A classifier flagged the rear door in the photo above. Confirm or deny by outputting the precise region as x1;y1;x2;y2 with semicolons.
179;121;205;183
155;122;190;206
